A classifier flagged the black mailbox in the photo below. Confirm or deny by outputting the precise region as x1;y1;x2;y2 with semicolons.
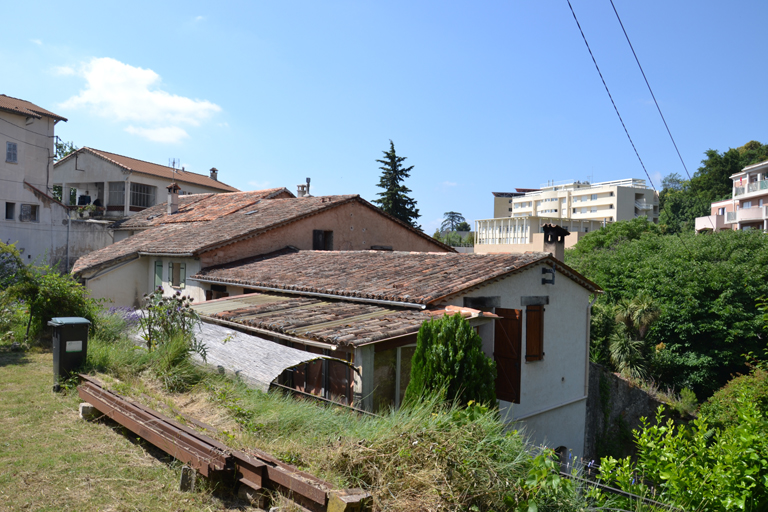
48;317;91;391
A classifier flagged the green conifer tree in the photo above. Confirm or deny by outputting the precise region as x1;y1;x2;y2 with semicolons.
373;140;421;229
404;313;496;406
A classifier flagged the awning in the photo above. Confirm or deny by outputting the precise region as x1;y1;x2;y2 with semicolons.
193;321;354;392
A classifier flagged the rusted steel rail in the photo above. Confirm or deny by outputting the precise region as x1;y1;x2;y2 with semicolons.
77;375;370;512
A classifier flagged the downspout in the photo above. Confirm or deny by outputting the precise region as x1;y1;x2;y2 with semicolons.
584;293;599;395
66;212;70;271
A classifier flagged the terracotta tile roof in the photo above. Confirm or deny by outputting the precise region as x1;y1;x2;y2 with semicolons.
192;250;601;306
74;195;453;275
112;188;295;230
193;292;493;347
0;94;67;121
55;147;239;192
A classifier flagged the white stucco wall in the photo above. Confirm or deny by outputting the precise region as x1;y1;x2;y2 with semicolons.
0;111;113;270
53;152;233;216
444;263;593;456
84;257;150;308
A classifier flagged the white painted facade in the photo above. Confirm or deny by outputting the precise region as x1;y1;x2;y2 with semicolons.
443;263;593;456
0;101;111;269
53;149;236;217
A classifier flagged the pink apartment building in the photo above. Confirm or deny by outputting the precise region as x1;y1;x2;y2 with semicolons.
695;159;768;232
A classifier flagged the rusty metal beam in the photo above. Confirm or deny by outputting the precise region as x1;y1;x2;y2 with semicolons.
77;375;370;511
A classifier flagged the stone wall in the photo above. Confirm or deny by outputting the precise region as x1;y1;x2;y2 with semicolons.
583;363;666;462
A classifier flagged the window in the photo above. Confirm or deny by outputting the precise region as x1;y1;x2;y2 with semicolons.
591;194;598;201
154;261;163;288
109;182;125;206
525;305;544;361
743;201;752;208
609;204;614;209
19;204;38;222
508;208;512;212
581;207;587;214
718;207;725;215
572;208;577;214
6;142;17;163
130;183;156;208
591;207;597;213
5;202;15;220
609;191;614;196
313;230;333;250
168;262;186;288
372;344;416;411
205;284;229;301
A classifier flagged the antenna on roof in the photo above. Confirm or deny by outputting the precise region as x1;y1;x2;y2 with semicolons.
169;157;180;182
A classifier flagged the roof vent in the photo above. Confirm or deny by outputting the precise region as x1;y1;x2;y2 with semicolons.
210;167;218;181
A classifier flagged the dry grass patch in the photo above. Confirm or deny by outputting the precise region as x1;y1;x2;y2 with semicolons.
0;350;256;512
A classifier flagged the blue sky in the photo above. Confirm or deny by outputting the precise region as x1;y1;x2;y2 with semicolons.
2;1;766;233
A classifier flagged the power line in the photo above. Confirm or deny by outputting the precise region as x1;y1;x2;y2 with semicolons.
0;116;56;138
0;128;52;151
566;0;700;258
566;0;656;191
609;0;691;181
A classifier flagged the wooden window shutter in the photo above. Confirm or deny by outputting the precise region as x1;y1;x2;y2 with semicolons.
494;308;522;403
205;289;213;301
154;261;163;288
525;305;544;361
179;263;186;289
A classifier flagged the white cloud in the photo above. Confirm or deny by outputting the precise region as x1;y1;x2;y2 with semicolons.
650;171;663;188
30;39;42;46
248;180;272;189
442;181;457;187
52;66;76;76
60;57;221;143
125;126;189;144
217;122;229;128
194;15;205;21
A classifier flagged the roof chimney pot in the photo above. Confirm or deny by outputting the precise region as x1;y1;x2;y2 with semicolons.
167;182;181;215
210;167;218;181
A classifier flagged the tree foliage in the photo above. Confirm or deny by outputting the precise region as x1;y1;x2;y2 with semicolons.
403;313;496;406
373;140;421;229
440;211;466;232
566;218;768;395
659;140;768;233
54;140;77;162
0;241;100;339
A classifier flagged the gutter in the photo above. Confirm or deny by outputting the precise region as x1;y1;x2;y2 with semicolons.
509;394;588;422
138;252;195;258
585;293;599;395
199;315;338;351
190;276;427;310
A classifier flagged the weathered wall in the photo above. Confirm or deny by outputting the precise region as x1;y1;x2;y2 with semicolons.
583;362;667;463
200;200;449;267
85;257;150;308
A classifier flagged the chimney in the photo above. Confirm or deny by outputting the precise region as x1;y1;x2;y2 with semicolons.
210;167;218;181
542;223;569;262
167;183;181;215
297;177;312;198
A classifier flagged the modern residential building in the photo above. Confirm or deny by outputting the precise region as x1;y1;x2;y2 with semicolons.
695;159;768;232
0;94;111;269
53;147;239;217
493;179;659;224
477;178;658;253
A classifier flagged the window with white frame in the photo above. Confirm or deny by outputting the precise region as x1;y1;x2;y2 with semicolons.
6;142;17;163
591;194;598;201
19;204;38;222
130;183;156;208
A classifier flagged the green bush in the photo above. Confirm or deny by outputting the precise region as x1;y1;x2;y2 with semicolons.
593;400;768;511
403;313;496;406
0;241;100;340
700;368;768;430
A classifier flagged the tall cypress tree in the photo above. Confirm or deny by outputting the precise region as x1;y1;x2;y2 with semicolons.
373;140;421;230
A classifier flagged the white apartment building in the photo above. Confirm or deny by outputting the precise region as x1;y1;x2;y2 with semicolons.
493;178;659;224
477;179;658;254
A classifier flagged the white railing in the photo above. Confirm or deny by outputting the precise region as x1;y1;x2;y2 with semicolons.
475;216;610;245
525;178;649;197
635;200;653;210
726;211;737;222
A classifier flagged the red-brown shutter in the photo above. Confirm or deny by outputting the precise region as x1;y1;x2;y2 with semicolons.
494;308;522;403
525;305;544;361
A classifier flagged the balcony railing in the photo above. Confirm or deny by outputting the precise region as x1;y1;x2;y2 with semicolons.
635;200;653;211
733;180;768;196
726;211;737;222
